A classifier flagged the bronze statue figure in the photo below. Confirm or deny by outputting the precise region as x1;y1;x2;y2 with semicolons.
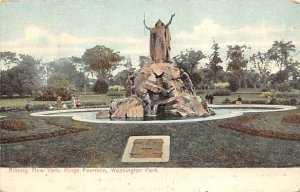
143;14;175;63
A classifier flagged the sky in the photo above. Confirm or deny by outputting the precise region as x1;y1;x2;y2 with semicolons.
0;0;300;70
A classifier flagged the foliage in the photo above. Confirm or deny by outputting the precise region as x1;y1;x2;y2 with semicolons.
82;45;124;79
249;51;270;85
240;69;260;89
274;83;291;92
0;51;19;69
228;76;239;92
290;98;297;105
212;89;231;96
93;79;109;94
35;88;71;101
47;73;70;89
0;54;41;97
226;45;248;72
289;79;300;90
207;42;223;82
109;85;125;91
190;72;202;87
276;92;299;98
106;90;125;97
173;49;206;76
214;82;229;89
0;119;27;131
269;70;289;85
43;58;90;92
267;40;296;71
261;91;274;98
226;45;249;91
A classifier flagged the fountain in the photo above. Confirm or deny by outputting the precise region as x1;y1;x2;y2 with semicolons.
97;14;215;120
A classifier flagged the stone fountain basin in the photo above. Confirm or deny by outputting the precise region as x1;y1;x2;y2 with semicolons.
30;104;296;124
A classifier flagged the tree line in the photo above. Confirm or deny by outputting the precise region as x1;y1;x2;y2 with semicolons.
1;40;299;98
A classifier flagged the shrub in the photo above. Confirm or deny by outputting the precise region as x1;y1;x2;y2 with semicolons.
274;83;291;92
214;82;230;89
261;91;274;98
276;92;299;98
290;98;297;105
0;119;27;131
106;90;125;97
213;89;231;96
35;88;71;101
94;79;109;94
109;85;125;91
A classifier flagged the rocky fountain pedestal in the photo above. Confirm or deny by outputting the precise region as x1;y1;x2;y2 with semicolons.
97;15;215;120
97;62;215;119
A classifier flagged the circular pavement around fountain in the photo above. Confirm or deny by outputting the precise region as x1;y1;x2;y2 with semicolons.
30;104;297;124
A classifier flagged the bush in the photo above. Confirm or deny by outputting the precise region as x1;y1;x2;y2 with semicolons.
276;92;294;98
260;84;271;92
109;85;125;91
106;90;125;97
274;83;291;92
0;119;27;131
290;98;297;105
213;89;231;96
214;82;230;89
260;91;274;98
94;79;109;94
35;88;71;101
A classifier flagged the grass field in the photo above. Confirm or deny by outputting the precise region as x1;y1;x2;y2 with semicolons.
1;89;299;107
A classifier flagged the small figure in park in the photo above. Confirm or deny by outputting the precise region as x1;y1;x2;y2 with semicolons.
25;101;33;112
205;93;214;104
236;95;242;105
56;96;62;109
143;14;175;63
46;102;54;110
62;103;67;109
75;97;81;108
205;92;209;102
72;95;77;108
209;94;214;104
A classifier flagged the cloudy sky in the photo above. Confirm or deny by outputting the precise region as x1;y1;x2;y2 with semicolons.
0;0;299;68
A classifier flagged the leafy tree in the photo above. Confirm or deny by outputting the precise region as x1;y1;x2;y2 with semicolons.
226;45;248;73
48;73;70;89
249;51;270;85
240;69;260;88
111;70;129;86
173;49;206;76
190;72;202;88
226;45;249;90
0;71;14;97
0;51;19;70
267;40;296;71
0;54;41;96
207;42;223;82
82;45;124;79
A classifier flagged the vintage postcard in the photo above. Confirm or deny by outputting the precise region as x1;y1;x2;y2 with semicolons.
0;0;299;191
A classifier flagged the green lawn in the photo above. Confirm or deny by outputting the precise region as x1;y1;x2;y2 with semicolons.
0;94;115;107
210;94;268;104
1;89;299;107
